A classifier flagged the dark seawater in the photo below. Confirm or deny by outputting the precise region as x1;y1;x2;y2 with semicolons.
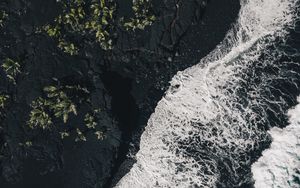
251;2;300;187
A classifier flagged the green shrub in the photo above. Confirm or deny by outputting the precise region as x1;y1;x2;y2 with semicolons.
60;131;70;139
84;113;97;129
75;128;86;142
84;109;105;140
95;130;105;140
57;40;79;55
1;58;21;84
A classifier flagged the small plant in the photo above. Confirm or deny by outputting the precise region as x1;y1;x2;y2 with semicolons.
43;24;61;37
0;94;9;109
95;130;105;140
123;0;156;30
58;39;79;55
84;109;105;140
75;128;86;142
0;10;8;27
60;131;70;139
84;113;97;129
1;58;21;84
84;111;98;129
19;141;33;147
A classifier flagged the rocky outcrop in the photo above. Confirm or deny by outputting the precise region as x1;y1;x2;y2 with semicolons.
0;0;240;187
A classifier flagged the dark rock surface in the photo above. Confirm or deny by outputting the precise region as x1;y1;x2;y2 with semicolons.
0;0;240;187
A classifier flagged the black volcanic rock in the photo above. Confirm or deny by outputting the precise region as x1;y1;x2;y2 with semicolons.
0;0;240;187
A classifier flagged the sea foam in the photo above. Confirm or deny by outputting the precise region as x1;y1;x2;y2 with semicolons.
115;0;299;187
252;97;300;188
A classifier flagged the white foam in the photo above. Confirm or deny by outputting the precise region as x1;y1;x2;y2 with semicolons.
115;0;299;187
252;97;300;188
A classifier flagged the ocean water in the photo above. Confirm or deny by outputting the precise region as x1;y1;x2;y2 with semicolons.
115;0;300;187
251;96;300;188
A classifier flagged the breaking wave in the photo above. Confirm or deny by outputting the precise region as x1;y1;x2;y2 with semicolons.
251;96;300;188
116;0;300;187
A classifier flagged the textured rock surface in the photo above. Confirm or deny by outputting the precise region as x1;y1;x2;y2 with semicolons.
0;0;240;187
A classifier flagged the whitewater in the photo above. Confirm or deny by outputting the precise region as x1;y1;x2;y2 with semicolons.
252;97;300;188
116;0;300;187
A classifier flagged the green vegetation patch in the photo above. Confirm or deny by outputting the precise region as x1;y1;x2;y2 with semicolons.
43;85;78;123
41;0;157;54
1;58;21;85
123;0;156;30
28;85;86;129
28;97;53;129
28;84;105;141
42;0;116;54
